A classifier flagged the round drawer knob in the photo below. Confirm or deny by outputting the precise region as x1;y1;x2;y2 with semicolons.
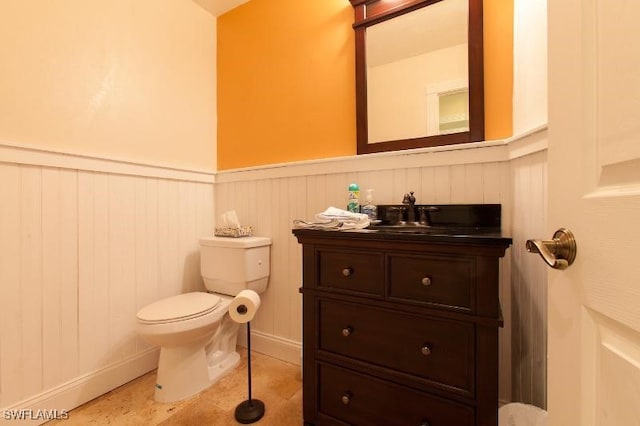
342;267;353;277
421;344;432;356
342;327;353;337
420;421;431;426
341;392;352;405
421;276;432;286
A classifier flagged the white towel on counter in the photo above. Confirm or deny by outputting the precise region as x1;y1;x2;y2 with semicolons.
293;207;370;230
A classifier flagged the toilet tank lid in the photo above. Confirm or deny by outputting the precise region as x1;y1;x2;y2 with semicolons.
199;236;271;249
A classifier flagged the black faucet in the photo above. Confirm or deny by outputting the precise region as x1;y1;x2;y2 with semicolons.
402;191;416;222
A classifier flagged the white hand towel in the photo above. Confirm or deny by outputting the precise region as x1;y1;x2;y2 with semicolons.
315;207;370;229
316;207;368;221
292;218;342;230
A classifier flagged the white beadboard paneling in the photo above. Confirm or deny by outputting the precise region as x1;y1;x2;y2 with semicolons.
328;173;348;208
77;171;95;375
287;176;306;341
0;135;547;415
305;174;328;219
433;165;452;203
134;178;155;352
500;161;513;233
196;181;215;237
498;159;514;404
464;163;485;203
216;136;548;409
363;169;395;204
42;168;79;388
177;181;198;294
146;178;161;303
0;151;214;415
78;172;111;374
157;180;180;299
482;162;502;203
391;168;409;200
108;174;137;364
20;166;44;398
405;168;422;199
510;150;548;408
272;178;291;339
419;166;437;203
0;164;23;406
450;165;467;203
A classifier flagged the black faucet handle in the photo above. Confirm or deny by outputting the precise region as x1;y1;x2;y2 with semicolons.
402;191;416;205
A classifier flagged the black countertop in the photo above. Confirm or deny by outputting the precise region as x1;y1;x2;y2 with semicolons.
293;204;512;249
292;227;512;248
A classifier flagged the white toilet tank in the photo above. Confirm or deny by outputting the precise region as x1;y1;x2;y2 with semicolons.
199;236;271;296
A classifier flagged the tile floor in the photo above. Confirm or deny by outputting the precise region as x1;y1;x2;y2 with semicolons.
48;348;302;425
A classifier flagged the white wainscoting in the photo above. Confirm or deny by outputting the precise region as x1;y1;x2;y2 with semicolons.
510;148;548;408
0;131;549;418
215;130;548;406
0;145;215;420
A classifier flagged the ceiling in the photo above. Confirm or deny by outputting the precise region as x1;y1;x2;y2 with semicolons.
192;0;250;16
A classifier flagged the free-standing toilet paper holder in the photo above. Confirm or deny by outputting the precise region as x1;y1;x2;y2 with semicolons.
234;307;265;424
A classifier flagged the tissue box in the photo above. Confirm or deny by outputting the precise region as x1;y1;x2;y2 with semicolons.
214;225;253;238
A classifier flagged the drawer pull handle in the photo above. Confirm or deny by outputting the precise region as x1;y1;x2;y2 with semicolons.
342;267;353;277
341;391;352;405
342;326;353;337
421;344;432;356
421;276;432;286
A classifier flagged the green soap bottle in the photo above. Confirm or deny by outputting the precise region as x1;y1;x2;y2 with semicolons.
347;183;360;213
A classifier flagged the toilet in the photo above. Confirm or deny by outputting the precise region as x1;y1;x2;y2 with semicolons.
136;236;271;403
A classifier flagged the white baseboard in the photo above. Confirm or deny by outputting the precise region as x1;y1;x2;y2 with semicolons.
0;349;159;426
237;329;302;366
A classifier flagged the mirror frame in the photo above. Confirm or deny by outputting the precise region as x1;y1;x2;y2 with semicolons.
350;0;484;154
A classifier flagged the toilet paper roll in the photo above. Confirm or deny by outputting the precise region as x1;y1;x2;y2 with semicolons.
228;289;261;323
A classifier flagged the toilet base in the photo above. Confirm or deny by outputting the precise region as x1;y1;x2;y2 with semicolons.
206;350;240;385
153;345;240;403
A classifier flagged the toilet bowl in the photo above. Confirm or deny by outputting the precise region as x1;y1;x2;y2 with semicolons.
136;236;271;403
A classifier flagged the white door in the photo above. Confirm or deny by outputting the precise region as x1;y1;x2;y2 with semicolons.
546;0;640;425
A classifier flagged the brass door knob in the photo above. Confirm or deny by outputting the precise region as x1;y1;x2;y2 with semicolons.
526;228;577;270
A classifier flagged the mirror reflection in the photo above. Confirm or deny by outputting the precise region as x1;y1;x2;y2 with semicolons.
366;0;469;144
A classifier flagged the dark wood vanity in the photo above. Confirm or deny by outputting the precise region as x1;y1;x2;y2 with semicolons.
293;227;511;426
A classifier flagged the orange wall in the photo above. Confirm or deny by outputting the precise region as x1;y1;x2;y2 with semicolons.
484;0;514;140
217;0;513;170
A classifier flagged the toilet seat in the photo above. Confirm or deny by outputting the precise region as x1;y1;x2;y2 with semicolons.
137;292;222;324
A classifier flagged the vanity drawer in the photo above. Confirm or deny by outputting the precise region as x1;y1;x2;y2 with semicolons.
318;363;474;426
317;249;384;296
318;299;474;394
388;254;475;312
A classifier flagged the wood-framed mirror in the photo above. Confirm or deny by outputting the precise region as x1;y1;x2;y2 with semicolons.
350;0;484;154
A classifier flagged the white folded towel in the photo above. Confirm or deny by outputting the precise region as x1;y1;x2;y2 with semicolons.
293;207;371;230
316;206;369;221
292;218;342;230
316;207;370;229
